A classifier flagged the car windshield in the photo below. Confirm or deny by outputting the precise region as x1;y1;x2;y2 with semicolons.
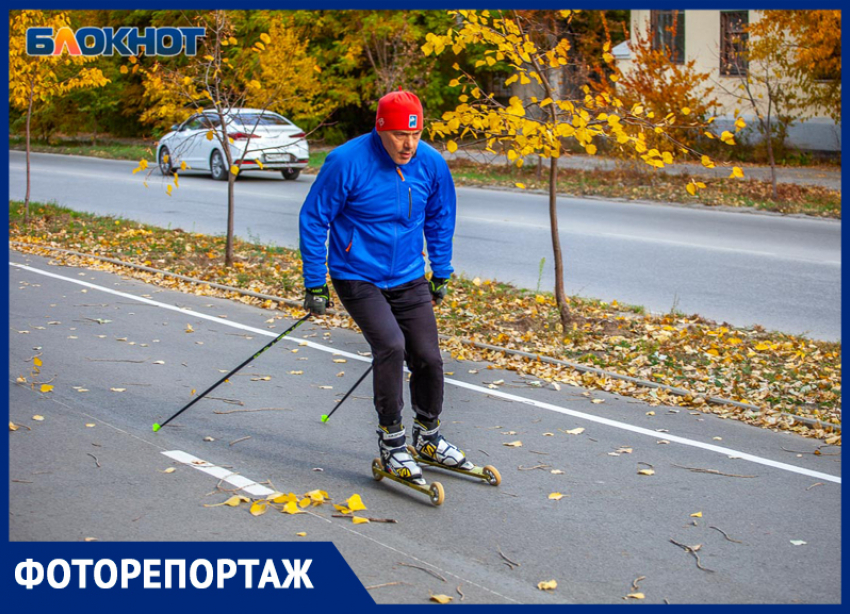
231;114;292;128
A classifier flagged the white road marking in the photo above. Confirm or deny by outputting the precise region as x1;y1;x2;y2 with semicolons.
10;260;842;485
162;450;276;497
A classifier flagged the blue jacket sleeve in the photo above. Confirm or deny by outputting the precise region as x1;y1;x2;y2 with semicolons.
423;158;457;280
298;152;349;288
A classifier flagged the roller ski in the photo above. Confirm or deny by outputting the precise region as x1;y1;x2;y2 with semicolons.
372;424;445;506
407;418;501;486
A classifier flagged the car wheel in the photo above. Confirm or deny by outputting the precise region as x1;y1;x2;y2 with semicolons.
210;150;229;181
281;168;301;181
158;146;173;175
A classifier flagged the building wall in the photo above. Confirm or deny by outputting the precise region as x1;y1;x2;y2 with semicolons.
622;10;840;153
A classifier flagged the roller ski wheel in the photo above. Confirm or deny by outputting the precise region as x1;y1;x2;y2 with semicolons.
408;445;501;486
371;458;445;506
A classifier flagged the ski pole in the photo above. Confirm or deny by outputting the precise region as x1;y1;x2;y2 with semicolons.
153;312;312;432
321;363;373;423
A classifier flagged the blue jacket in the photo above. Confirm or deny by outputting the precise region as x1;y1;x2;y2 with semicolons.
299;129;457;289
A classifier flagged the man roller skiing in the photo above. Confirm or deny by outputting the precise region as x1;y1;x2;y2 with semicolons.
299;89;472;486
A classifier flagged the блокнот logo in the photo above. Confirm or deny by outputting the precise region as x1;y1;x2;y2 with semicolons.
26;27;206;56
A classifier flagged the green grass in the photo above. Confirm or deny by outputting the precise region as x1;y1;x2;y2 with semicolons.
11;135;331;172
445;159;841;219
10;136;154;161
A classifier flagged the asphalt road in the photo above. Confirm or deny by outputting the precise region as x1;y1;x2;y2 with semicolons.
8;150;842;340
8;249;842;604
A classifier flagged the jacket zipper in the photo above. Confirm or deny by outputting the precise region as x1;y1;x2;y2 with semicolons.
408;187;412;219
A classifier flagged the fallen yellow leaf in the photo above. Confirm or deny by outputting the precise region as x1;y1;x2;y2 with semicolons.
690;512;703;518
40;384;53;393
296;532;307;537
344;494;367;512
249;501;268;516
163;468;177;474
637;469;655;476
504;441;523;447
9;422;19;431
626;592;645;600
548;493;564;501
32;415;44;421
351;516;370;525
538;580;557;591
430;594;453;604
564;427;585;435
282;501;305;515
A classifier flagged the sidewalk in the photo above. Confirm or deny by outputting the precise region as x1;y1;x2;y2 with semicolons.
441;149;842;191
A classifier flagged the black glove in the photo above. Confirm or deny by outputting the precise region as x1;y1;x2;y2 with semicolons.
429;276;449;305
304;284;332;315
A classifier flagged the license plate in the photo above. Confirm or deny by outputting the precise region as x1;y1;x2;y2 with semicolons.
265;152;291;162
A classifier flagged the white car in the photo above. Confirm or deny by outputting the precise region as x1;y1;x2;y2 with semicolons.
156;108;309;181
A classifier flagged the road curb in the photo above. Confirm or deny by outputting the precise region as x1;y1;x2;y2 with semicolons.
8;240;840;433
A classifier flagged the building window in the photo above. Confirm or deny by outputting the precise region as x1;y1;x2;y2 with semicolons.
651;10;685;64
720;11;749;76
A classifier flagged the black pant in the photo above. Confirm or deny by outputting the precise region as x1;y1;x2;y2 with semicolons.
332;277;443;427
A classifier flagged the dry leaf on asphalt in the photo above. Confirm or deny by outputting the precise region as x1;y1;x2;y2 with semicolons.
430;594;453;604
249;501;268;516
548;493;564;501
537;580;557;591
563;427;585;435
9;422;19;431
690;512;703;518
351;517;370;525
344;494;367;512
504;441;523;447
638;469;656;476
626;593;646;600
32;415;44;421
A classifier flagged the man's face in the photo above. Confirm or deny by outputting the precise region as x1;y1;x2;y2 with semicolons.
378;129;422;165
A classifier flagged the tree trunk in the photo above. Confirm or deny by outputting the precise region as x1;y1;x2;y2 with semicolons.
548;156;570;329
765;126;778;200
225;157;235;267
222;132;235;267
25;79;34;224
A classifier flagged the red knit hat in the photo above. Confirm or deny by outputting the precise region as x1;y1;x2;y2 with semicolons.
376;90;423;131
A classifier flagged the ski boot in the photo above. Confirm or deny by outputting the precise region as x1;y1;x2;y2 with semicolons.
371;423;444;506
409;418;501;486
